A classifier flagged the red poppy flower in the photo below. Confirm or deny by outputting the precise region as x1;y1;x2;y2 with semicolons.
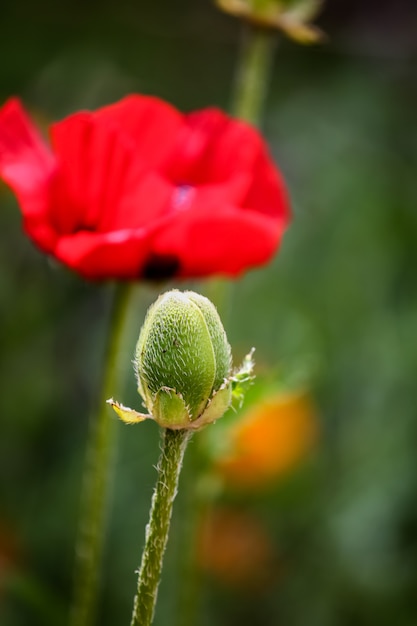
0;96;290;280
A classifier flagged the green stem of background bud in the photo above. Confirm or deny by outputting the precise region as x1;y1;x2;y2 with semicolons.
130;428;191;626
71;283;139;626
177;20;274;626
232;22;277;125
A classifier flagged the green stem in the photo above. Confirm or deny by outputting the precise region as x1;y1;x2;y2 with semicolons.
232;22;278;125
176;21;277;626
130;428;191;626
70;283;138;626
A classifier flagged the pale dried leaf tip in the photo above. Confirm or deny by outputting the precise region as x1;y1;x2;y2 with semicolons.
106;398;150;424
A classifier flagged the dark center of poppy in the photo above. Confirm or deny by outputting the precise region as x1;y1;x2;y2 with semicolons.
142;253;181;281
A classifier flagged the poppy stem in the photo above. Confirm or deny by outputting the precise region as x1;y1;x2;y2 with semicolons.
130;428;191;626
232;22;278;126
71;282;138;626
175;25;277;626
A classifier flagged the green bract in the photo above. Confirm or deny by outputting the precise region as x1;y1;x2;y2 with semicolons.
108;290;254;430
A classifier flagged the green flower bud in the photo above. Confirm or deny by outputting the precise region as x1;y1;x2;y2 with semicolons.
134;290;232;429
107;290;255;431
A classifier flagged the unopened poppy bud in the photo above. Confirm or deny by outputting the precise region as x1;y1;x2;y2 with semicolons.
108;290;255;430
134;290;232;429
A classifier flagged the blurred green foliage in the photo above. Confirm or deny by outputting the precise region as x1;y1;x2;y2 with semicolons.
1;1;417;625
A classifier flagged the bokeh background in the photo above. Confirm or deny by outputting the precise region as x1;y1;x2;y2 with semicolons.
1;1;417;625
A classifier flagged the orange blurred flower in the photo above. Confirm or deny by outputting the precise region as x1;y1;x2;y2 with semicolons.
197;506;276;590
215;392;318;489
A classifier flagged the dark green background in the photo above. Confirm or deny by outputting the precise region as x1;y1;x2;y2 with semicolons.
1;1;417;624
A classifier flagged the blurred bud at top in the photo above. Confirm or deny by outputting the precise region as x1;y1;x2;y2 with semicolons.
215;0;325;44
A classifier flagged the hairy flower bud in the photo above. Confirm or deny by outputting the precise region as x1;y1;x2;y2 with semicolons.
135;290;232;428
108;290;254;430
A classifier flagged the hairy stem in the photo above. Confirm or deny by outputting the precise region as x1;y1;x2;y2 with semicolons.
131;428;191;626
71;283;138;626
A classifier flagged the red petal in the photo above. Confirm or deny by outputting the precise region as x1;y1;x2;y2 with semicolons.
166;107;291;227
51;112;134;234
50;112;175;235
0;98;56;250
163;177;252;218
105;171;174;231
54;229;154;280
242;145;291;224
164;108;263;186
152;202;284;278
94;95;184;168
